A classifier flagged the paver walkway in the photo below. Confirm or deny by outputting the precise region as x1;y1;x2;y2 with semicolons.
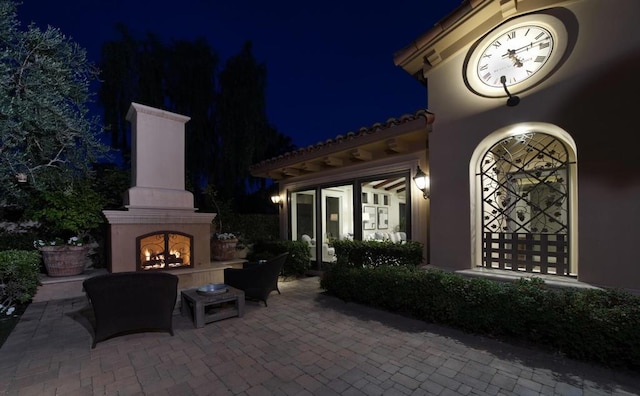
0;276;638;395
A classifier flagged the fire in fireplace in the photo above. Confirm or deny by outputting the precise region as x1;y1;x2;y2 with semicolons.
137;231;193;271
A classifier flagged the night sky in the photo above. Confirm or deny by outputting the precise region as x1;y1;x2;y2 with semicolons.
17;1;461;148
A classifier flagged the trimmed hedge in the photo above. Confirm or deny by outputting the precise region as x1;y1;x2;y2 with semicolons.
223;214;279;243
0;250;41;314
320;265;640;371
247;240;311;277
332;240;423;268
0;232;39;251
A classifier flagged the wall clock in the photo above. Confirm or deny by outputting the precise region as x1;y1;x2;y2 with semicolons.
464;13;568;98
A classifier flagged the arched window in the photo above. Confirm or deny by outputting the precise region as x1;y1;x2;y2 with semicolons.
471;124;577;276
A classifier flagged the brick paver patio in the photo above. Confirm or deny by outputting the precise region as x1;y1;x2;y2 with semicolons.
1;276;638;395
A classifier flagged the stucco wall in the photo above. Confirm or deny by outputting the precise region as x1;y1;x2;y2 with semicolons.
424;0;640;291
107;222;212;273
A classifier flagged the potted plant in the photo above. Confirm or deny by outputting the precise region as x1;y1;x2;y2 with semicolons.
29;181;105;277
33;236;88;276
211;232;238;261
204;185;240;261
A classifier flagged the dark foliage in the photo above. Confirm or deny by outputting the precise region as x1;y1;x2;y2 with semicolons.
320;265;640;371
332;239;423;268
248;240;311;277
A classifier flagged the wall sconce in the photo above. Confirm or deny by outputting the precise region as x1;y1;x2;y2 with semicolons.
413;165;430;199
270;194;283;206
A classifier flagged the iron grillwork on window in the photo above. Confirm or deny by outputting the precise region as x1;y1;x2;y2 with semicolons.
479;132;572;276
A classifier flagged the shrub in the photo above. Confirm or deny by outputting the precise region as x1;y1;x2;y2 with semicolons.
0;250;41;314
230;214;279;242
0;231;40;251
320;265;640;371
248;240;311;277
28;180;105;239
332;240;423;268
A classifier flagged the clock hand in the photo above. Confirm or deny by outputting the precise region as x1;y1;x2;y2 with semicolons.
501;38;550;59
504;49;524;68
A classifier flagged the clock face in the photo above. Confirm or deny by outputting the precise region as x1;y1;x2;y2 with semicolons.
476;25;554;88
464;14;568;97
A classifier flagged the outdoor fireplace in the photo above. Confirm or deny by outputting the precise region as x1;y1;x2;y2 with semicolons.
137;231;193;271
103;103;216;274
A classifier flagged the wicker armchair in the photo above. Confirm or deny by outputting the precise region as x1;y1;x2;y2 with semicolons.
83;271;178;348
224;252;288;307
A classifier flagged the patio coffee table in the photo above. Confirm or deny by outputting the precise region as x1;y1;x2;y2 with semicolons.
181;285;245;328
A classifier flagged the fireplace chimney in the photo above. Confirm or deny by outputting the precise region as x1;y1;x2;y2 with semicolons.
103;103;216;273
124;102;194;210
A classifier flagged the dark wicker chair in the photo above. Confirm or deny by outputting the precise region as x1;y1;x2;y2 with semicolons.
224;252;288;307
82;271;178;348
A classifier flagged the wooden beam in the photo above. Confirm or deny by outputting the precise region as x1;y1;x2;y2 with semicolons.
386;138;407;153
386;181;405;191
300;162;322;172
324;156;343;167
282;168;300;177
351;148;372;161
373;179;396;189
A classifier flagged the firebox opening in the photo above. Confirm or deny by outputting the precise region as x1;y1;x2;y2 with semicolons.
137;231;193;271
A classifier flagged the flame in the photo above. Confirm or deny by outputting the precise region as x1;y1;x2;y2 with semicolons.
145;249;151;261
170;250;180;258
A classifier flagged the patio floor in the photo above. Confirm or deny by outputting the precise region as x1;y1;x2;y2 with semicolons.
0;276;638;395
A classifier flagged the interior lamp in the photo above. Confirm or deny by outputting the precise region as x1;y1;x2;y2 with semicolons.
413;166;430;199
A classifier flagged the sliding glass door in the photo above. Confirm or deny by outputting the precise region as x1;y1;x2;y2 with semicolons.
289;172;410;271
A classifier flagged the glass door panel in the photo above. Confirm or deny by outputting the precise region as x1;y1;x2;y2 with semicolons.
291;190;315;241
360;176;408;242
320;184;353;266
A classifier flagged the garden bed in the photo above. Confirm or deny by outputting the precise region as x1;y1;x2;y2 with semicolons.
0;302;29;347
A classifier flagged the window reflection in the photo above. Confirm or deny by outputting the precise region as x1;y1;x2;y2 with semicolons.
289;174;409;269
361;177;407;242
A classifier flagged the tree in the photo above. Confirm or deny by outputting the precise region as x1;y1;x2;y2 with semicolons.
165;38;219;199
216;41;293;204
0;0;108;207
99;25;164;165
98;32;295;213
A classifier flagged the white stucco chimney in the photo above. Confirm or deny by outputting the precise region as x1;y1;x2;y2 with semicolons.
124;102;195;211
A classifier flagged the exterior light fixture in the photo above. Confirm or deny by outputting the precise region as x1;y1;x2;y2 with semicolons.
500;75;520;107
15;173;27;183
271;194;283;206
413;166;430;199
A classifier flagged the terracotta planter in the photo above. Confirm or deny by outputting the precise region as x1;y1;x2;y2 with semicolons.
211;239;238;261
40;246;89;277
